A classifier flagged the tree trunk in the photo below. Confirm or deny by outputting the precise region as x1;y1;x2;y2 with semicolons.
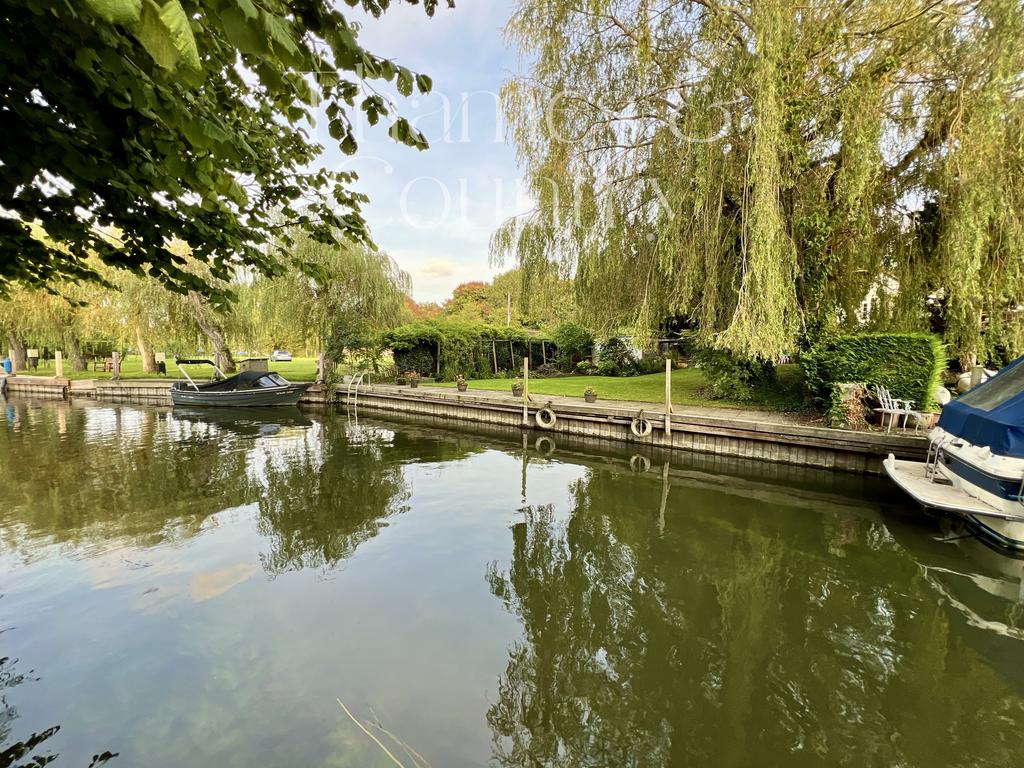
7;333;26;371
67;337;87;372
135;325;157;372
185;291;235;373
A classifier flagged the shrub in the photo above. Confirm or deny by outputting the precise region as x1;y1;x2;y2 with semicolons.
375;356;397;381
575;360;596;375
826;382;870;429
694;347;775;401
392;346;435;377
534;362;565;377
597;337;638;376
801;333;945;409
636;355;665;375
474;354;491;379
551;322;594;370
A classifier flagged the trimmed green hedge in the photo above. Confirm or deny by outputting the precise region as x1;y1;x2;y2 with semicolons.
393;346;435;378
380;320;553;381
802;333;945;409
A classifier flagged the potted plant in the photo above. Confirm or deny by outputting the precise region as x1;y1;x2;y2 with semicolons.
583;387;597;403
511;378;524;397
456;374;468;392
406;371;420;389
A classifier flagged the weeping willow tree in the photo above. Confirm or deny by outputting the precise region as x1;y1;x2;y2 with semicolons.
235;231;411;370
493;0;1024;363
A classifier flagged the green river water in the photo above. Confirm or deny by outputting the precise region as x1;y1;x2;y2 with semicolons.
2;399;1024;767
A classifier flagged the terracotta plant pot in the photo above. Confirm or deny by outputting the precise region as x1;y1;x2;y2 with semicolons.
457;383;468;392
584;393;597;403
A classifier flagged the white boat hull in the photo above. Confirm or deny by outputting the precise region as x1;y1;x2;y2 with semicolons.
884;454;1024;550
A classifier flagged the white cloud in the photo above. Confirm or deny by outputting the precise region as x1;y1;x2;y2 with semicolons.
316;3;524;304
420;259;458;279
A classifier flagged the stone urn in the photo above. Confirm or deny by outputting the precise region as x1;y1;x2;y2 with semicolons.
584;391;597;403
457;381;468;392
511;383;524;397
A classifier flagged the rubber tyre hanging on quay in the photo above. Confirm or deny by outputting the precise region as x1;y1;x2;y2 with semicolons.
630;412;653;438
535;406;557;430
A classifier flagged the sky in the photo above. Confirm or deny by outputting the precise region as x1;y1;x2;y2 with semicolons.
317;2;528;304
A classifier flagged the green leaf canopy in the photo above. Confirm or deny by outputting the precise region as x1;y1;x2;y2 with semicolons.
494;0;1024;362
0;0;443;303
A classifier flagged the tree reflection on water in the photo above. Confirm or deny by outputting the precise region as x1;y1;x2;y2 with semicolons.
255;420;412;575
5;401;1024;766
486;468;1024;767
0;403;423;574
0;402;253;554
0;642;60;768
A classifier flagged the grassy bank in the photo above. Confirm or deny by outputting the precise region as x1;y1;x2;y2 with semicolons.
14;357;806;412
15;356;323;382
425;365;805;411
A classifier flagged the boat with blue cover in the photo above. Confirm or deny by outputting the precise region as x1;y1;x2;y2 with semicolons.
171;359;311;407
886;356;1024;548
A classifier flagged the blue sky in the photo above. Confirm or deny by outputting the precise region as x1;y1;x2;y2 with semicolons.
319;3;527;303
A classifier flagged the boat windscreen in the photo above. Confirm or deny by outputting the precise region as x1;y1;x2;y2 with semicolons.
958;362;1024;412
254;373;290;387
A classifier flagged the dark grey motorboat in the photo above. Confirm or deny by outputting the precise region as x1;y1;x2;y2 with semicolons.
171;359;311;407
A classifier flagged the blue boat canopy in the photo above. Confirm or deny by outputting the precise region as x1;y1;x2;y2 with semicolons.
939;355;1024;457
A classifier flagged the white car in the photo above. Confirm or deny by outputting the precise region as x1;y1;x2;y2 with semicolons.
270;350;292;362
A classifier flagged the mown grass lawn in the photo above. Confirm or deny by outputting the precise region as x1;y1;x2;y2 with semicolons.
17;355;322;382
425;365;806;411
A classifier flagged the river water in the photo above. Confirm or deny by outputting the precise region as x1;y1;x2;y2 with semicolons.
1;399;1023;767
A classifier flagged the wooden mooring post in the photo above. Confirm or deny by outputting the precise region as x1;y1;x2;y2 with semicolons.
664;357;672;436
54;350;64;379
522;356;529;427
112;351;121;381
